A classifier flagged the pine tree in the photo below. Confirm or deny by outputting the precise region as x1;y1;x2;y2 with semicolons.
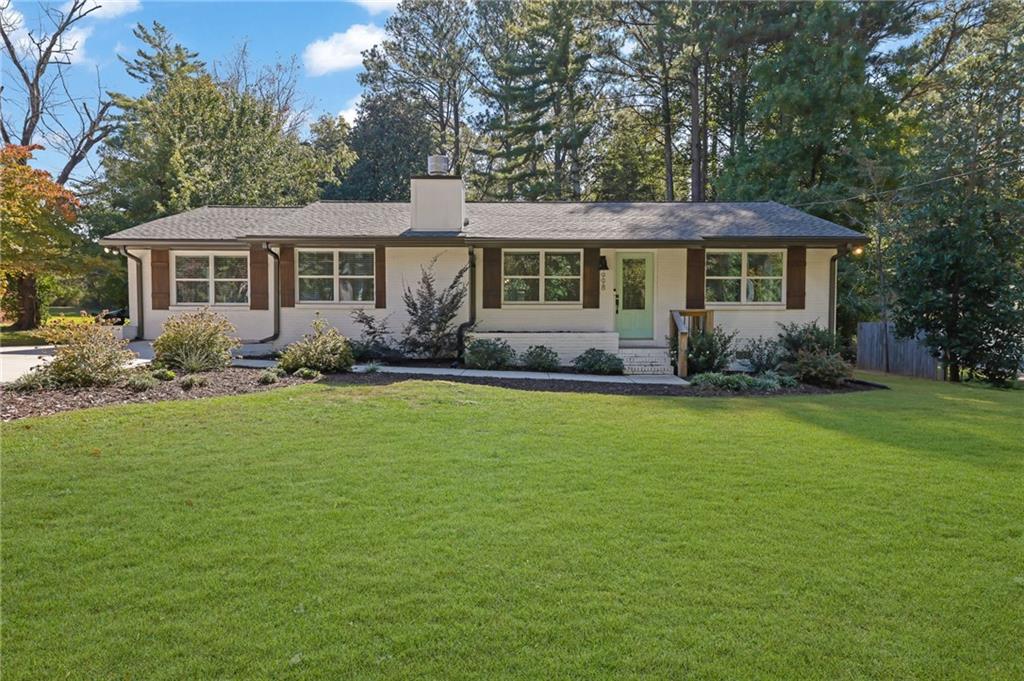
359;0;474;173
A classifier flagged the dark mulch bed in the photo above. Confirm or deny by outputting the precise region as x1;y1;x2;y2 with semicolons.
1;368;305;421
320;372;883;398
2;369;884;421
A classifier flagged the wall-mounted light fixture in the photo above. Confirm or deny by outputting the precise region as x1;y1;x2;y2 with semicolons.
598;256;609;271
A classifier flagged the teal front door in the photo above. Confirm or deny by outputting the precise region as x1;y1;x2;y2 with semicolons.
616;253;654;340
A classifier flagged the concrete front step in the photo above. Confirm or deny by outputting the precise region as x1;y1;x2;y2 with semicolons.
624;366;675;375
619;347;673;376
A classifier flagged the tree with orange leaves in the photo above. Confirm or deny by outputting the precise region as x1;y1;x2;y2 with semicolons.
0;145;80;329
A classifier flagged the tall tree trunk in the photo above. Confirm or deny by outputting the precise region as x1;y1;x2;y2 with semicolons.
452;86;461;175
661;78;674;202
13;274;41;331
701;47;710;199
689;58;705;202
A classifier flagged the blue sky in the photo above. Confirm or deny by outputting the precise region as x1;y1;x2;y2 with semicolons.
5;0;397;177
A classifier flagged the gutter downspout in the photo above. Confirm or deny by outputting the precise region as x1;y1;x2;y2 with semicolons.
455;245;476;364
120;247;144;340
258;242;281;344
828;246;847;336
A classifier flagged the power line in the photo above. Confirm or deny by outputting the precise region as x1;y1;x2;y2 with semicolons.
790;159;1021;208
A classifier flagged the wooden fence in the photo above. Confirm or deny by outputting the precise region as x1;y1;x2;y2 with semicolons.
856;321;942;380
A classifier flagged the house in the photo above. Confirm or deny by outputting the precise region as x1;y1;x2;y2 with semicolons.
99;156;868;376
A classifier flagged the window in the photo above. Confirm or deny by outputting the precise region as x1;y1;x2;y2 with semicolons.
502;250;581;304
173;254;248;305
705;250;784;304
297;249;375;303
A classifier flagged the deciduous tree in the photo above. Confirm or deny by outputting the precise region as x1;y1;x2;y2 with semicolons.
0;145;79;329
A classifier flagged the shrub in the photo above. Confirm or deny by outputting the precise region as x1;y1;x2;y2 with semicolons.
760;370;799;388
400;259;470;359
350;309;402;362
786;349;852;387
777;321;835;363
689;371;791;392
257;370;278;385
742;336;782;374
293;367;322;380
687;326;737;374
572;348;624;375
278;316;354;374
690;372;757;391
362;361;382;374
270;366;287;377
179;374;208;390
125;374;157;392
151;368;176;381
153;310;239;372
464;338;517;370
521;344;560;372
9;369;53;392
38;321;134;387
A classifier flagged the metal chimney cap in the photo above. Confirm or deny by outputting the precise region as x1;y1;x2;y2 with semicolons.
427;155;450;176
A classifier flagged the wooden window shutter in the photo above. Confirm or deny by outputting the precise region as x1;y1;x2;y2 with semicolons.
582;248;600;308
375;246;387;308
482;247;502;309
151;249;170;310
279;246;295;307
786;246;806;310
249;245;269;310
686;248;705;310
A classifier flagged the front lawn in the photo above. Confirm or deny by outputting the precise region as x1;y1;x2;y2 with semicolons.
1;315;98;347
2;375;1021;679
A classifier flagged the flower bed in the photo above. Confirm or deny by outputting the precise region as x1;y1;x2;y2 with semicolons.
1;367;304;421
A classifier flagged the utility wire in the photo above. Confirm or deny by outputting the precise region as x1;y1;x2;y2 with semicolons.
790;158;1021;208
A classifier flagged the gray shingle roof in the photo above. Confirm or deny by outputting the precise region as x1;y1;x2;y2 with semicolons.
101;205;301;241
102;200;866;243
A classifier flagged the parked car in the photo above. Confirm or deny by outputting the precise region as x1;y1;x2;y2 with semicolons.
99;308;128;325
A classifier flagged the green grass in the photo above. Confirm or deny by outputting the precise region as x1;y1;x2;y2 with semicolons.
1;315;96;346
2;374;1022;680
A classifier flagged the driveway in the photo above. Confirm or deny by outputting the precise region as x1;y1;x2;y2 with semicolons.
0;341;155;383
0;341;279;383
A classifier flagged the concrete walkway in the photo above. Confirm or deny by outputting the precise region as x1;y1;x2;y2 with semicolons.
353;364;688;386
1;341;686;386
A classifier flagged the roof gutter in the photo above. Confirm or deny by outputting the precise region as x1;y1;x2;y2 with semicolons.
258;242;281;344
120;247;144;341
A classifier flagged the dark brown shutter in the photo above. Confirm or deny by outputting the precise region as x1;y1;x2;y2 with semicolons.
249;245;268;310
375;246;386;308
786;246;806;310
279;246;295;307
582;248;600;308
686;247;705;310
151;249;170;310
482;247;502;309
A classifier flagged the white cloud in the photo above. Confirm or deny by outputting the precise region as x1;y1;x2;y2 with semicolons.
60;25;94;65
303;23;384;76
350;0;398;15
62;0;142;20
1;5;92;64
339;95;362;125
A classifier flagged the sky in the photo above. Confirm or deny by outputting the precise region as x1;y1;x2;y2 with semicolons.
3;0;399;178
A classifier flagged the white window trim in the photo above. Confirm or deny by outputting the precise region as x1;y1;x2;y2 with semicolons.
501;248;584;305
296;248;376;305
705;248;786;307
170;251;249;307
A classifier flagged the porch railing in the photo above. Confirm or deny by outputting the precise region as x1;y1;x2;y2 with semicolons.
668;310;715;378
